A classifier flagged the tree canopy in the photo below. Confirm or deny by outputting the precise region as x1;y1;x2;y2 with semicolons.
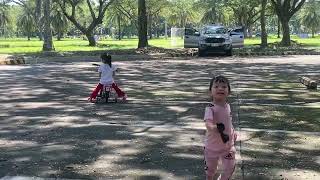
1;0;319;48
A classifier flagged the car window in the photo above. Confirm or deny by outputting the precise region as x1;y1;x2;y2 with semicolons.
185;28;199;36
232;28;243;33
203;27;227;34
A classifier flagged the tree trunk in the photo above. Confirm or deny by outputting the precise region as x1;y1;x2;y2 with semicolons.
277;18;281;38
148;14;152;39
164;20;168;39
280;18;291;46
35;0;43;41
260;0;268;48
117;14;121;40
312;29;315;38
42;0;54;51
242;25;248;38
247;26;253;38
86;33;96;46
156;28;160;38
138;0;148;48
57;32;62;41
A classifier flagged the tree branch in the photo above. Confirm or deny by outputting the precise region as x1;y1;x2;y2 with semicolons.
86;0;96;20
289;0;306;17
116;3;138;28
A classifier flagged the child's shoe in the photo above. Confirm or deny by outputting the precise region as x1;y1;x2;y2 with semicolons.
88;97;96;103
121;94;127;101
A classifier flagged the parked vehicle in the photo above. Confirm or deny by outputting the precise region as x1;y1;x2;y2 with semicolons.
184;25;244;56
184;28;201;48
229;27;244;48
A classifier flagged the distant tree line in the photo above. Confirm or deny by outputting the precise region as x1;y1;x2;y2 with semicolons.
0;0;319;50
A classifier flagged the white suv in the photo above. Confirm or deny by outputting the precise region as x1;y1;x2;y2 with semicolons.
199;25;232;56
184;25;244;56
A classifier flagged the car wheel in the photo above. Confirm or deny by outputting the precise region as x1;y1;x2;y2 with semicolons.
198;49;206;57
226;49;232;56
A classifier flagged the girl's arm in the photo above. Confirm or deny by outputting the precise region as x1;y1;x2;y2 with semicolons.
112;65;118;77
99;72;101;78
205;121;217;132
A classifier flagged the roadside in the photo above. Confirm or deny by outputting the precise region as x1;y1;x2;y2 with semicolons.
1;45;320;65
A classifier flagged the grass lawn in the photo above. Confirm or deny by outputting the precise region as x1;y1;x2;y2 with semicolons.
245;35;320;48
0;35;319;54
0;37;182;54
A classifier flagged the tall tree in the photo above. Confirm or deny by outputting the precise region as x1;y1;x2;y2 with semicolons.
17;4;36;40
57;0;115;46
299;0;320;38
9;0;43;40
138;0;148;48
165;0;199;27
105;2;130;40
112;0;168;40
0;0;10;36
146;0;168;39
277;17;281;38
51;7;68;40
35;0;43;40
195;0;229;25
260;0;268;47
228;0;261;37
270;0;306;46
42;0;54;51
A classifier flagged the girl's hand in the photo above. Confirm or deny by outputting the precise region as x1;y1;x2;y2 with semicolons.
216;123;225;133
205;121;217;132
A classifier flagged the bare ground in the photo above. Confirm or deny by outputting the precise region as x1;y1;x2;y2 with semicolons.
0;55;319;180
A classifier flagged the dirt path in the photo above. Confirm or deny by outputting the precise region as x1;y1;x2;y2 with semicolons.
0;55;319;179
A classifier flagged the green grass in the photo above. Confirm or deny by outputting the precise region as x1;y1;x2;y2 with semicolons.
0;35;319;54
0;37;183;54
245;35;320;48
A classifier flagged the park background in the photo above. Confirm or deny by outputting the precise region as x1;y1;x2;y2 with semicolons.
0;0;320;54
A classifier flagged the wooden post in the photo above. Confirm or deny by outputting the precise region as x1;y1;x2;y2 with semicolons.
299;76;317;89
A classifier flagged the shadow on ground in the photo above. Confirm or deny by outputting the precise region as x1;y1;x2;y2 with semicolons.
0;55;319;179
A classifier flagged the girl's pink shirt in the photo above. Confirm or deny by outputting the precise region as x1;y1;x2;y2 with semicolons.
204;102;236;156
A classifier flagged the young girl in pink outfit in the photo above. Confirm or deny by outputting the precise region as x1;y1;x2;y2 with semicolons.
203;75;237;180
88;53;127;102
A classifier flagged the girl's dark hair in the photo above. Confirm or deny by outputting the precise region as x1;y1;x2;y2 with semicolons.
101;53;112;67
209;75;231;93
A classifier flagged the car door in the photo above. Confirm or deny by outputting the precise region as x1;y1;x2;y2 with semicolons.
184;28;200;48
230;28;244;48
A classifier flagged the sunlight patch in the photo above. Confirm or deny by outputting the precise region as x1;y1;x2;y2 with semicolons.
152;90;193;96
0;139;38;148
167;106;188;113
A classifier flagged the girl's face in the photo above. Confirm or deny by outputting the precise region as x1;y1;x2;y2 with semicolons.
210;82;229;101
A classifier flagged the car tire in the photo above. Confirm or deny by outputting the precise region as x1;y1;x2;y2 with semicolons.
226;49;232;56
198;49;206;57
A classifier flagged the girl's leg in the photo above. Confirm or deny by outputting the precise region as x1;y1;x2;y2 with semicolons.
89;83;103;101
112;83;126;98
205;157;219;180
205;149;219;180
220;152;236;180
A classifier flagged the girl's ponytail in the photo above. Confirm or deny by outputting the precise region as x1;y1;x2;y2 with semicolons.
101;53;112;67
